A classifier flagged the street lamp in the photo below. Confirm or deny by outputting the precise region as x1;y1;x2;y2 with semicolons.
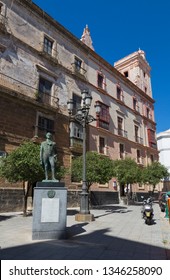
67;90;101;221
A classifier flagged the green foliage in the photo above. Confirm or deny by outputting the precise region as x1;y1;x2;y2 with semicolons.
71;151;114;188
0;141;67;184
55;161;68;181
113;157;141;185
142;161;169;187
0;141;44;184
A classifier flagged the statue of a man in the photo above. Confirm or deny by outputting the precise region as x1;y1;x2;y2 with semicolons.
40;132;58;181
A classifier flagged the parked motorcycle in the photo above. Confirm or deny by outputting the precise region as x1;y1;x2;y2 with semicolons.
141;196;154;225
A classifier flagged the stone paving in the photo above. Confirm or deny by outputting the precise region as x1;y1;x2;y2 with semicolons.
0;203;170;260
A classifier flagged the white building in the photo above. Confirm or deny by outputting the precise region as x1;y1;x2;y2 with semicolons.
157;129;170;174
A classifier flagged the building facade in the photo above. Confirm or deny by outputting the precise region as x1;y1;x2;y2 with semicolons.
157;129;170;174
0;0;158;209
157;129;170;191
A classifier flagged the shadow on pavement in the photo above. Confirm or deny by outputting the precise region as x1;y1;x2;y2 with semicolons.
67;223;88;237
67;209;79;216
93;205;132;219
0;226;169;260
0;215;16;222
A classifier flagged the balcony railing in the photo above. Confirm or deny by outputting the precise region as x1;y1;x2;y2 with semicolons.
117;93;124;103
71;63;87;78
149;142;157;149
0;72;59;108
99;146;109;156
135;136;143;144
133;105;140;113
117;128;128;138
38;43;58;63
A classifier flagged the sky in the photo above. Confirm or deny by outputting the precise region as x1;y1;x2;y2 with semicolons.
33;0;170;134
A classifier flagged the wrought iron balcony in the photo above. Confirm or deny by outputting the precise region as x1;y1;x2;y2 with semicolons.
117;128;128;138
71;63;87;79
38;44;58;64
135;136;144;144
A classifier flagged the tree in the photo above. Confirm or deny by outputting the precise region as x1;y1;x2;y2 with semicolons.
142;161;169;194
0;141;66;215
0;141;44;215
113;157;142;203
71;151;114;189
113;157;141;187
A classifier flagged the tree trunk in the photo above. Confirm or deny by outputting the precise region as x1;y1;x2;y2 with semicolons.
152;185;155;196
22;181;31;216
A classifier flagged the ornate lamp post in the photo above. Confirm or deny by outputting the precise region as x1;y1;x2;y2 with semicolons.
67;90;101;221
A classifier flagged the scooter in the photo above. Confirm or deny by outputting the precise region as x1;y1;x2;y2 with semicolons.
141;196;154;225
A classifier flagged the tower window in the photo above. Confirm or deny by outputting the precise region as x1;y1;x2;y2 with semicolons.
124;71;128;77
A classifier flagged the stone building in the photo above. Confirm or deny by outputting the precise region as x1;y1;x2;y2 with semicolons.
157;129;170;191
0;0;158;210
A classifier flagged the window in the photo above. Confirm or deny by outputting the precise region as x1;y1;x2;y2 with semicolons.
133;98;139;112
74;57;82;72
73;124;83;139
97;73;104;89
70;122;83;140
146;107;152;119
97;103;110;130
69;122;83;148
137;149;141;163
119;143;124;159
117;116;123;136
73;93;81;110
116;86;124;102
124;71;128;77
117;116;127;137
135;125;139;142
144;87;147;93
133;98;137;110
150;154;154;163
147;129;157;149
99;137;106;154
43;36;53;55
38;116;54;133
38;77;52;103
117;86;121;99
72;56;86;76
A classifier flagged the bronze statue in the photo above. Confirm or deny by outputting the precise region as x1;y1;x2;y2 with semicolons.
40;132;58;181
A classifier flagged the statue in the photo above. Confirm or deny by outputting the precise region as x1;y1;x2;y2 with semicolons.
40;132;58;181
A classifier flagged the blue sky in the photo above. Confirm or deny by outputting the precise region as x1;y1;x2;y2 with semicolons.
33;0;170;133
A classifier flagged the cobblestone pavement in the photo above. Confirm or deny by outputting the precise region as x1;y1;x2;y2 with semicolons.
0;203;170;259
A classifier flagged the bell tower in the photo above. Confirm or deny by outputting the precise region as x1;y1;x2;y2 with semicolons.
114;49;152;98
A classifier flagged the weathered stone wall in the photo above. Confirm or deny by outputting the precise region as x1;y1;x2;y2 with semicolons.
0;188;24;212
0;188;119;212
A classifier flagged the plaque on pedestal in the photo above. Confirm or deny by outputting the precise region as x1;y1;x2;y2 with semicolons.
32;182;67;240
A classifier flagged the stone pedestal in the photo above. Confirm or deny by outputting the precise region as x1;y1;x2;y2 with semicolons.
32;182;67;240
75;213;94;222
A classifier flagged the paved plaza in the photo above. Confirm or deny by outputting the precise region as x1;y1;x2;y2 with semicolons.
0;202;170;260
